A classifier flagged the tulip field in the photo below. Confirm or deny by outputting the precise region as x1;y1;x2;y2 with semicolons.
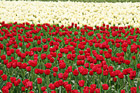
1;1;140;93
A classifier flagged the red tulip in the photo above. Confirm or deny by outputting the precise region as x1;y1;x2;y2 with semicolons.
83;86;89;93
37;78;42;84
26;66;31;72
78;80;85;87
125;60;130;65
118;72;124;79
1;55;6;60
10;77;17;84
89;70;94;76
21;86;25;91
113;77;117;82
25;81;33;88
54;81;60;88
137;63;140;69
95;88;100;93
65;84;72;91
0;70;3;76
2;86;9;93
130;87;137;93
102;84;109;90
52;67;58;72
41;54;47;60
132;56;136;60
96;68;102;75
73;69;79;76
121;89;125;93
51;90;56;93
49;83;55;90
29;91;34;93
41;86;47;92
59;62;66;69
44;69;50;75
44;63;52;69
1;74;7;81
103;70;108;76
6;82;12;89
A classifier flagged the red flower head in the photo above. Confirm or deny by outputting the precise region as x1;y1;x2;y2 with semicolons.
41;86;47;92
1;74;7;81
83;86;89;93
14;80;20;86
71;89;79;93
26;66;31;72
21;53;26;59
84;63;89;68
78;80;85;87
6;82;12;89
58;73;63;79
103;70;108;76
125;60;130;65
137;63;140;69
58;80;63;86
39;69;44;74
108;66;114;72
113;77;117;82
96;68;102;75
132;56;136;60
28;60;37;67
37;78;42;84
10;77;16;83
25;81;33;88
49;83;55;90
81;68;88;75
130;87;137;93
1;55;6;60
21;87;25;92
41;54;47;60
65;84;72;91
88;31;94;36
121;90;125;93
102;84;109;90
29;91;34;93
2;86;9;93
34;69;40;74
54;81;60;88
59;62;66;69
7;51;11;56
44;63;52;69
95;88;100;93
52;67;58;72
73;69;79;76
89;70;94;76
74;31;78;35
0;70;3;76
42;39;46;43
43;45;48;52
44;69;50;75
118;72;124;79
51;90;56;93
63;72;69;79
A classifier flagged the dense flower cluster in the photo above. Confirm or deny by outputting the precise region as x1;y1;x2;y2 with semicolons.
0;21;140;92
0;1;140;27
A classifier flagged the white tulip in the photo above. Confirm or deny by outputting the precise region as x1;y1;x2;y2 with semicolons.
0;1;140;27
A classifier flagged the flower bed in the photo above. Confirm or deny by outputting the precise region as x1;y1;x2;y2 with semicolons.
0;21;140;93
0;1;140;27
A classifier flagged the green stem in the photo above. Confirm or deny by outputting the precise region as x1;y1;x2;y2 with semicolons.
38;84;41;93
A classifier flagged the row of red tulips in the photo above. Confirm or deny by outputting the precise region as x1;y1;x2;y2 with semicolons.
0;21;140;93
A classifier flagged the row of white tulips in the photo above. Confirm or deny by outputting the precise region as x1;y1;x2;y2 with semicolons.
1;1;140;27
